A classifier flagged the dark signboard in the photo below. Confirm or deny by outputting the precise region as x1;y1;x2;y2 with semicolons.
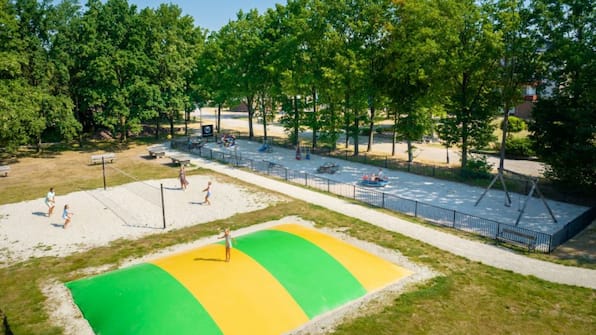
201;124;214;137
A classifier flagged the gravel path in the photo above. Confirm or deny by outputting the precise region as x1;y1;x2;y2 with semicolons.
181;146;596;289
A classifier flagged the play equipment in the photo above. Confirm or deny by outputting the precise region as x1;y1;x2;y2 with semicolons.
258;138;273;153
360;174;388;187
316;162;339;174
66;224;411;335
220;133;236;148
258;142;273;153
475;168;557;226
302;146;311;160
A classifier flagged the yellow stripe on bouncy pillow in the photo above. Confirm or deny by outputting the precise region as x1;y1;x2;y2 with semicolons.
273;224;412;292
151;244;308;335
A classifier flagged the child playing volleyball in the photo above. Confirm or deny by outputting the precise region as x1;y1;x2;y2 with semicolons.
62;204;74;229
202;181;212;205
45;188;55;217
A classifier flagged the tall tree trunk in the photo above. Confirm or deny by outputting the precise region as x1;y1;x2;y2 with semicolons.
261;94;268;141
247;96;255;139
120;116;127;142
169;115;174;139
184;108;189;136
344;93;350;149
293;95;300;146
460;74;469;169
498;103;510;171
311;88;318;148
344;116;350;148
407;139;413;162
353;115;360;156
367;103;375;152
391;109;398;156
216;103;221;132
311;87;319;149
330;102;337;151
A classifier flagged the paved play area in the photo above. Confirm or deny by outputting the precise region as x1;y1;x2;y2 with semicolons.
66;224;412;335
193;138;588;235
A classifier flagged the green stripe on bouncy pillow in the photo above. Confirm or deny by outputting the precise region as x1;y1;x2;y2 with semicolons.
66;263;222;335
233;229;366;318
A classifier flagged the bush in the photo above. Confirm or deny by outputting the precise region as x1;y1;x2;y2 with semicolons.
506;137;535;157
501;116;527;133
495;137;535;158
461;156;493;179
317;131;340;149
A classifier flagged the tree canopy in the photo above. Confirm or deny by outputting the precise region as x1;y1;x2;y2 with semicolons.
1;0;593;188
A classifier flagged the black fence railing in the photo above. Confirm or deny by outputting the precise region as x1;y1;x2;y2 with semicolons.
189;145;595;253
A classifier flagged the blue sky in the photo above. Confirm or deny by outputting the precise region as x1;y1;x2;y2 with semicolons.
127;0;283;32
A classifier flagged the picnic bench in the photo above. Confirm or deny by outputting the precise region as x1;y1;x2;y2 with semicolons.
497;228;537;251
148;148;165;158
90;153;116;165
170;156;191;166
0;165;10;177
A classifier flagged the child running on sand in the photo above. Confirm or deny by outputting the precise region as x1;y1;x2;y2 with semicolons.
45;187;56;217
202;181;212;205
62;204;73;229
219;228;235;262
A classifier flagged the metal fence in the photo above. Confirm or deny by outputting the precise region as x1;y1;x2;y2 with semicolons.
189;145;595;253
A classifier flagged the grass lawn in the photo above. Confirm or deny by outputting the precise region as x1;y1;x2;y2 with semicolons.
0;140;594;335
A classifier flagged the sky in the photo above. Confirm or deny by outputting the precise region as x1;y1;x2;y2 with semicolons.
127;0;283;32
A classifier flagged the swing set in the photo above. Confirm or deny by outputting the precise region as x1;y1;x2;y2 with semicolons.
475;168;557;226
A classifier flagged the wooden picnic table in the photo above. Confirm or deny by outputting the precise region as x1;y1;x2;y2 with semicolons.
148;147;166;158
90;153;116;165
170;156;191;166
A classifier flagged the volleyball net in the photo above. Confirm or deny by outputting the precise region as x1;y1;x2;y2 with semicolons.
87;164;167;229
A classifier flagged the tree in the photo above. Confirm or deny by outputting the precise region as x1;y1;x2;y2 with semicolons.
71;0;150;142
436;117;460;164
529;0;595;187
218;9;267;139
0;0;30;151
438;0;502;168
487;0;535;171
0;0;80;152
142;4;203;138
273;0;312;146
195;30;235;133
383;0;443;162
355;0;392;153
323;0;380;155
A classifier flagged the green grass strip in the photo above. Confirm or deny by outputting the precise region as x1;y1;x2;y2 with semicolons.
233;229;366;318
66;263;222;335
